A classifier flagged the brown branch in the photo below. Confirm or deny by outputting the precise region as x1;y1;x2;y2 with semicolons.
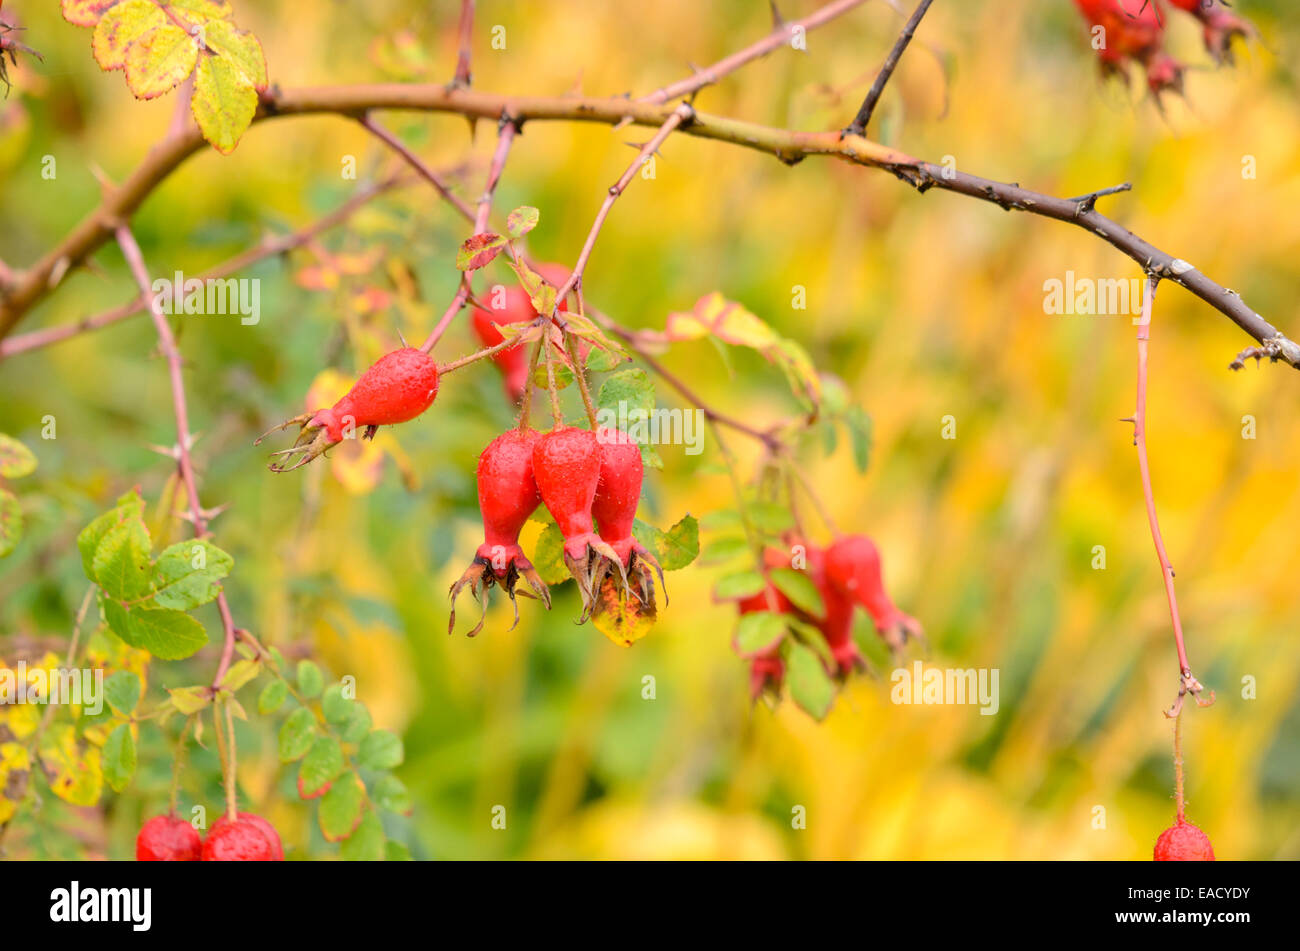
357;116;474;222
1;84;1294;370
114;224;239;689
638;0;873;105
0;173;407;360
845;0;934;135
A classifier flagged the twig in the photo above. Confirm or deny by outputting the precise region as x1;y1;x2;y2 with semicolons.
550;103;695;310
420;118;517;352
1127;274;1213;717
1;174;407;359
114;224;239;689
845;0;935;135
357;116;475;221
453;0;475;88
1172;708;1185;821
638;0;873;105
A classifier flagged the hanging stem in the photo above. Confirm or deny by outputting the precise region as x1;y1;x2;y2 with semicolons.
223;700;238;822
169;717;191;817
567;333;599;429
1172;708;1186;822
543;329;563;425
517;335;545;433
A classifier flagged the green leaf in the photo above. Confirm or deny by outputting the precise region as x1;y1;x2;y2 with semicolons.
506;205;539;238
385;840;413;861
191;50;258;154
278;706;316;763
698;536;748;566
562;313;628;360
585;346;626;374
339;702;373;744
714;570;766;601
168;685;212;715
371;774;412;815
596;370;655;434
649;515;699;571
321;684;355;725
846;407;873;473
258;679;287;714
298;736;343;799
531;360;574;390
0;434;37;478
105;600;208;660
296;660;324;699
788;641;835;720
357;730;404;771
102;723;136;793
151;539;233;610
532;521;569;585
750;501;795;535
319;772;366;842
0;489;21;559
734;611;787;656
769;567;825;617
103;670;142;716
92;518;153;601
76;493;145;578
339;809;385;860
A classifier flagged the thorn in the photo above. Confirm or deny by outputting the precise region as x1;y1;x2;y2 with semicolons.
768;0;786;29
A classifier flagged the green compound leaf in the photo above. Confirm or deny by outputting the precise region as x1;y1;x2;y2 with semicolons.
92;518;153;601
357;730;404;771
319;772;366;842
297;736;343;800
151;539;232;610
257;678;287;715
339;809;385;860
296;660;324;699
278;706;316;763
104;670;142;715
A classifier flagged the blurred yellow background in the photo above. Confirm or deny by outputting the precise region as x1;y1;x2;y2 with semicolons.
1;0;1297;859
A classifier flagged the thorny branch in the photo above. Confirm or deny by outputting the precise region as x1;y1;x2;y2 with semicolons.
845;0;935;135
114;225;239;690
1;84;1294;369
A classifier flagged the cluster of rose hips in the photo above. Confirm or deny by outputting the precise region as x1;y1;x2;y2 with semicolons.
137;812;282;862
727;533;922;700
1073;0;1252;101
259;264;657;637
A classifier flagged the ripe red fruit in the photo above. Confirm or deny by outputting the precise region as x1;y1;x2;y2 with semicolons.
591;429;644;568
473;294;532;403
450;428;551;635
1073;0;1185;97
1154;819;1215;861
201;812;284;862
259;347;439;471
136;814;201;861
824;534;922;654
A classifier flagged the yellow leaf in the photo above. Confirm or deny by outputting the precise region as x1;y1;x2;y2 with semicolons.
38;724;103;807
124;22;198;99
92;0;165;72
190;51;258;153
199;18;267;89
664;293;780;349
61;0;119;28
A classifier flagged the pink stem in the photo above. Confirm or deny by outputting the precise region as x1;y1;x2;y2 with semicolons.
638;0;873;104
421;119;517;352
453;0;475;87
114;224;238;688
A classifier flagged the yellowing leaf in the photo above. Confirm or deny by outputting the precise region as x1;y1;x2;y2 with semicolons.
0;434;37;479
199;18;267;89
191;51;258;154
92;0;165;71
61;0;119;28
665;293;780;349
589;571;657;647
38;725;103;807
124;23;198;99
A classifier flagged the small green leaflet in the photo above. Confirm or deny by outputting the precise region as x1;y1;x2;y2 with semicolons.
734;611;787;656
319;772;366;842
768;568;825;617
357;730;404;771
102;723;136;793
787;641;835;720
278;706;316;762
339;810;385;860
296;660;324;698
298;736;343;799
151;539;233;610
0;434;37;478
0;489;21;559
506;206;539;238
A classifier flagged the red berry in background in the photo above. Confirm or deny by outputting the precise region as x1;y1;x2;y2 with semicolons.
1168;0;1252;63
1073;0;1185;99
804;543;866;675
472;285;547;404
824;534;922;654
450;428;551;635
748;651;786;700
1154;819;1215;861
136;814;201;861
201;812;284;862
259;347;440;472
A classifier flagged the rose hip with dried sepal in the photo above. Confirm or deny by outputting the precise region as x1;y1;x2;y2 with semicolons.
824;534;922;656
532;426;623;613
449;428;551;636
1168;0;1252;64
589;427;665;607
257;347;439;471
